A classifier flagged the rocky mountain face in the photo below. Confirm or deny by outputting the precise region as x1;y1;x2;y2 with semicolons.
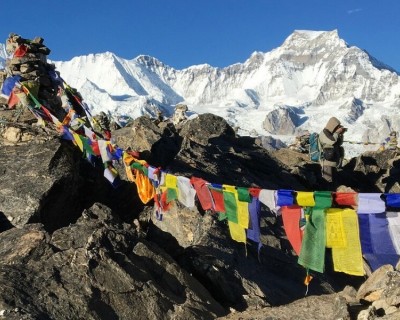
0;114;399;319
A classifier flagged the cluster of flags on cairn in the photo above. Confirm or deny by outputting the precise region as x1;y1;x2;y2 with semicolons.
15;82;400;278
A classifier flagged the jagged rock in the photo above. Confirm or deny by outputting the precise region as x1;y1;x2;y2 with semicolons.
179;113;235;146
356;265;394;302
263;106;299;135
342;97;365;123
254;135;287;151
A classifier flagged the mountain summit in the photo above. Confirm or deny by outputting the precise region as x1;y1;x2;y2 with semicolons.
1;30;399;154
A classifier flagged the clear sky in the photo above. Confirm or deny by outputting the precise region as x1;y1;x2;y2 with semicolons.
1;0;399;71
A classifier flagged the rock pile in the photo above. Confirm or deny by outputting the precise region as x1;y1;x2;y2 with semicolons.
1;33;65;122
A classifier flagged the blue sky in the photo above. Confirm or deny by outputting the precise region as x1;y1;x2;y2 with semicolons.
2;0;400;70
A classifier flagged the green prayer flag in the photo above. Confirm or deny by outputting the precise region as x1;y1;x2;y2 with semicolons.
237;187;252;203
223;191;238;223
167;188;178;203
131;162;144;171
298;208;326;273
314;191;332;208
80;136;95;155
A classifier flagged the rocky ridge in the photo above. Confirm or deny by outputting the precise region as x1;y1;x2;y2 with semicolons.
0;113;400;319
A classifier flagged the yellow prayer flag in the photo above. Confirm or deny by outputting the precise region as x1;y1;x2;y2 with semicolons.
223;185;236;193
228;221;246;243
165;174;178;190
72;132;84;152
331;208;364;276
326;208;346;248
236;199;250;229
296;192;316;207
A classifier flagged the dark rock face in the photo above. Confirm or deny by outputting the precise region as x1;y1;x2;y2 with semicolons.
0;139;85;230
0;113;399;319
0;204;225;319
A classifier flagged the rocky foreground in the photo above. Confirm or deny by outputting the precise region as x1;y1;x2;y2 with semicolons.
0;113;399;319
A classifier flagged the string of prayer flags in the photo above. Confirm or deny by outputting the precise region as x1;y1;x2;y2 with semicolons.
43;81;400;276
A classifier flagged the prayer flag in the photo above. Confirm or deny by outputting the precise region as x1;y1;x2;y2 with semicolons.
298;208;326;273
296;192;315;207
281;205;303;256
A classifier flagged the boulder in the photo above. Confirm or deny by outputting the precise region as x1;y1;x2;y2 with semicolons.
356;264;394;302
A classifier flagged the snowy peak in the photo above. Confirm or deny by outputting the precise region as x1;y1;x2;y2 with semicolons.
134;55;169;69
281;29;347;51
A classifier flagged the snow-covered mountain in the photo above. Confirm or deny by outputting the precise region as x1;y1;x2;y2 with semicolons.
2;30;400;156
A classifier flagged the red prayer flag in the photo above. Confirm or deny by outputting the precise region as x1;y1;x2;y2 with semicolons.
14;44;28;57
281;205;303;256
210;188;225;213
7;91;19;108
249;187;261;198
333;192;357;206
190;177;213;210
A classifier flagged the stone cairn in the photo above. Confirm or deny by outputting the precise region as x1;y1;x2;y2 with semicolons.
1;33;66;122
